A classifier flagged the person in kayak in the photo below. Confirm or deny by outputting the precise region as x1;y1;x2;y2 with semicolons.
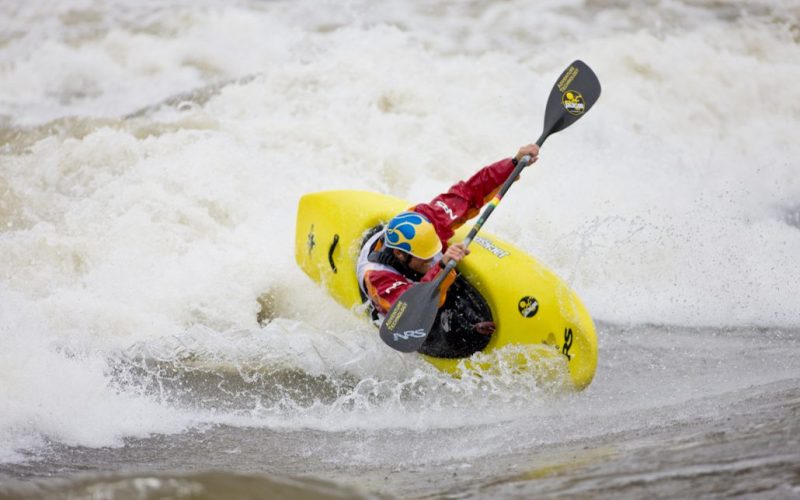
356;144;540;336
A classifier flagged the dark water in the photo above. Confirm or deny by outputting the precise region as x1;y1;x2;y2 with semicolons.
1;383;798;499
2;325;798;499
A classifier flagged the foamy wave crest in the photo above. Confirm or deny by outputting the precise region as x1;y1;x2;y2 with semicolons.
111;323;565;432
0;288;195;463
2;0;800;464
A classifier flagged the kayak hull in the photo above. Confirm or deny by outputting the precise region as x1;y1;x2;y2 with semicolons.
295;190;597;390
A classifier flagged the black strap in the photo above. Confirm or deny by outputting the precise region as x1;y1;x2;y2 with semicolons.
368;247;423;282
328;234;339;273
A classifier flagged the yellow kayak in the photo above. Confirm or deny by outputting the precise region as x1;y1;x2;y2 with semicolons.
295;190;598;390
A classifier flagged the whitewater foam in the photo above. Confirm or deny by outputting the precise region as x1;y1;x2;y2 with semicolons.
1;0;799;462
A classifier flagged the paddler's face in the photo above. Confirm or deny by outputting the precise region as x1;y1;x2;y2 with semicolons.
394;250;434;274
408;255;435;273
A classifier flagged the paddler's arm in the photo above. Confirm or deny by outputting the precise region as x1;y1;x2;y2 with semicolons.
419;243;466;307
364;244;467;315
363;270;415;315
412;144;540;243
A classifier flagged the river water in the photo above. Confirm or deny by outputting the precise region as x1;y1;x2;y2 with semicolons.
1;1;799;498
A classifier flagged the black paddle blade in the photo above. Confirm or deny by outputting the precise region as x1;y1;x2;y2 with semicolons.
379;281;442;352
539;60;601;146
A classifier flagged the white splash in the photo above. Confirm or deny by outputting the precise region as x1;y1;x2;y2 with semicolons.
1;0;799;461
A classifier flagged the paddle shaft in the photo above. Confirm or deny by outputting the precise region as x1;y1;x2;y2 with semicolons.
431;132;551;288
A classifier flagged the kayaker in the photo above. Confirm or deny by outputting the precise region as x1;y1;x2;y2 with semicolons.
356;144;540;335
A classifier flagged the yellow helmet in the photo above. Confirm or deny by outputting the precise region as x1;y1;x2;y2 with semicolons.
384;211;442;260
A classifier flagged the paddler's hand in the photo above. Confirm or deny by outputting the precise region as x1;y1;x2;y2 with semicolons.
440;242;469;267
473;321;496;335
515;144;539;166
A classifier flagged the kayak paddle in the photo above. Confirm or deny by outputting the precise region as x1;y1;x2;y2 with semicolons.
379;60;602;352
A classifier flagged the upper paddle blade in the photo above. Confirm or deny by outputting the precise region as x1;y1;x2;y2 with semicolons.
379;281;441;352
540;60;601;144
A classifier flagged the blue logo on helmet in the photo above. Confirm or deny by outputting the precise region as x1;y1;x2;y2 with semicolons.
386;212;428;253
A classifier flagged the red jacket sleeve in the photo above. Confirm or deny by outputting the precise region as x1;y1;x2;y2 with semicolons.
411;158;516;247
366;157;513;316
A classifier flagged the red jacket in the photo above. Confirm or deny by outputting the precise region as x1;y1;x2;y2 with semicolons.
362;157;516;315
